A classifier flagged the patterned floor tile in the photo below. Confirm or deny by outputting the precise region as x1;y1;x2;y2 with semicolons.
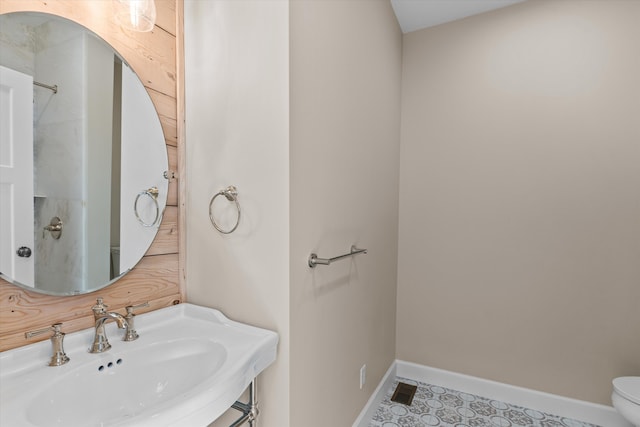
369;377;600;427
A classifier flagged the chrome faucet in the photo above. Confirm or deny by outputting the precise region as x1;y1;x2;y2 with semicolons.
89;298;129;353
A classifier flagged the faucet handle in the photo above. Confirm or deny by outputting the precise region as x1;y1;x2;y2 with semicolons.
25;323;70;366
123;302;149;342
25;323;61;339
92;297;108;315
125;301;149;315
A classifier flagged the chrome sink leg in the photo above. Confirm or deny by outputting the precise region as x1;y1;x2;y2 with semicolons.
230;378;259;427
248;379;258;427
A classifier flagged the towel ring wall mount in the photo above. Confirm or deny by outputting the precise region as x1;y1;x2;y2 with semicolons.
209;185;241;234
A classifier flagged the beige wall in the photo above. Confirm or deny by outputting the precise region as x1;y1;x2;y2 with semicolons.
289;1;401;426
183;1;290;426
185;0;401;426
397;0;640;405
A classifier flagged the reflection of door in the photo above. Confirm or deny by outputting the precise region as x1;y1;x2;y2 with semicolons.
0;66;34;286
119;64;168;273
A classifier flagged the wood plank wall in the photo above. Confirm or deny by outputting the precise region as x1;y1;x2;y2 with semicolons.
0;0;184;352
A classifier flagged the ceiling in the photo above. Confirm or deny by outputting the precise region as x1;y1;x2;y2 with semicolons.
390;0;527;33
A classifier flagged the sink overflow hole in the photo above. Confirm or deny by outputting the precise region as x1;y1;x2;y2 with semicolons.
97;359;123;372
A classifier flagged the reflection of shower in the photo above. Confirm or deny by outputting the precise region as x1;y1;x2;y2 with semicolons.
42;216;63;239
32;80;58;127
110;246;120;279
33;80;57;93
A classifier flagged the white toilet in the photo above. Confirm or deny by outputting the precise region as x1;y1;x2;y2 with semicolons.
612;376;640;427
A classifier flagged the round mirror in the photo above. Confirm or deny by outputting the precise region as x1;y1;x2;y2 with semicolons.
0;12;169;296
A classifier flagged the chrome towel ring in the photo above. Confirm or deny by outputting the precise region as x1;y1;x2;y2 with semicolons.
209;185;241;234
134;187;160;227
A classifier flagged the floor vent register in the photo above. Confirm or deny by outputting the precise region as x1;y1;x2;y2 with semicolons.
390;382;418;406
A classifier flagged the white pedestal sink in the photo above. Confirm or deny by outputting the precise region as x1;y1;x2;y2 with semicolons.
0;303;278;427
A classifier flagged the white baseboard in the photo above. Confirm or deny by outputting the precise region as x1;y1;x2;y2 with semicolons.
353;360;632;427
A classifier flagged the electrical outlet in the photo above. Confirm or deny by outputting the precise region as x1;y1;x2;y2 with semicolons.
360;364;366;389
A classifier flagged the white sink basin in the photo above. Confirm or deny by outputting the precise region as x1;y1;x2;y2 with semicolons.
0;303;278;427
